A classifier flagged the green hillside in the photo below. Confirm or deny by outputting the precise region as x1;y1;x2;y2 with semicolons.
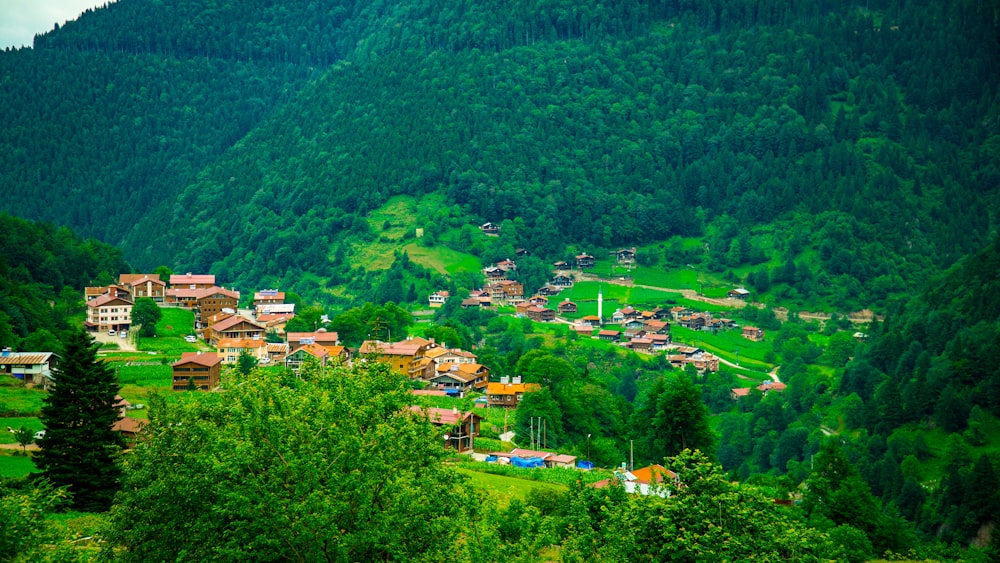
0;0;995;312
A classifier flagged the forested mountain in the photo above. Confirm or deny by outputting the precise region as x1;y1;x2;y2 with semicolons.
1;0;997;309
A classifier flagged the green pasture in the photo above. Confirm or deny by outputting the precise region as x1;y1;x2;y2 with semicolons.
402;242;481;275
0;417;43;444
453;466;567;502
156;308;196;337
0;452;37;477
671;326;773;368
0;380;46;415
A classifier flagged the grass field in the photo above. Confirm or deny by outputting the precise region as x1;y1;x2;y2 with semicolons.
402;242;481;275
0;452;37;477
155;308;196;337
0;380;46;416
0;416;44;444
453;466;568;502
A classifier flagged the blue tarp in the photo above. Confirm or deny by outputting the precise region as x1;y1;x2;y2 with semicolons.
485;455;498;463
444;388;460;396
576;460;594;470
511;456;545;468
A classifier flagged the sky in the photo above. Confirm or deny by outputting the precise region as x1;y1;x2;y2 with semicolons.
0;1;106;50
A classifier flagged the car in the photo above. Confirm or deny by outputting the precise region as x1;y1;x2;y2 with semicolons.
108;329;116;336
120;330;127;338
33;430;45;441
185;335;197;343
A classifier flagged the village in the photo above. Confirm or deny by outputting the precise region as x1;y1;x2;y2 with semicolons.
1;233;779;482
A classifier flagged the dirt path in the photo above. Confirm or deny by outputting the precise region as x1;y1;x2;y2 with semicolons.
0;442;39;451
575;272;878;324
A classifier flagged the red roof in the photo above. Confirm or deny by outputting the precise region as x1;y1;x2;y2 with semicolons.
173;352;221;368
170;273;215;286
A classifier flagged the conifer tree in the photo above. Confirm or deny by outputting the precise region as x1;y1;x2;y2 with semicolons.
35;329;124;512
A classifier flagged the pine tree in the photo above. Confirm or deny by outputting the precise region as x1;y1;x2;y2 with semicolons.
35;329;124;511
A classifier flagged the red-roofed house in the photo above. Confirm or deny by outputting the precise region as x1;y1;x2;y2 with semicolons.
204;316;265;346
120;274;166;302
171;352;222;391
170;273;216;289
409;406;483;452
428;290;449;308
742;326;764;341
85;293;133;333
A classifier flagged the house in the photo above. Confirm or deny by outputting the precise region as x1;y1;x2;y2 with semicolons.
742;326;764;341
580;315;602;328
552;261;569;269
528;295;549;306
622;319;645;332
480;222;500;236
216;338;269;364
649;334;671;349
409;406;482;452
428;290;449;308
461;297;487;309
85;285;131;302
575;253;595;269
425;347;477;365
120;275;166;302
287;330;340;350
483;266;508;282
619;306;640;321
204;315;265;346
486;379;541;408
557;300;578;314
427;363;490;392
284;344;330;371
359;338;436;379
486;280;524;304
730;387;752;400
171;352;222;391
253;289;285;309
572;324;595;336
669;306;693;320
496;258;517;272
598;329;620;342
757;381;787;394
169;273;216;289
515;302;534;316
266;342;289;364
727;288;751;300
615;247;637;264
194;287;240;325
512;449;577;468
611;310;625;324
551;273;574;287
255;303;295;318
643;320;670;334
163;287;200;308
515;248;529;257
537;285;561;296
526;306;555;322
0;350;58;389
627;338;653;351
593;464;678;497
256;313;295;334
85;293;133;333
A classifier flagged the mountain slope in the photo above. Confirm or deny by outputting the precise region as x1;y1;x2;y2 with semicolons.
0;0;997;309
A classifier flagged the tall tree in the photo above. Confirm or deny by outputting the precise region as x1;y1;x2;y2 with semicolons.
35;329;124;511
632;373;715;464
103;361;472;561
131;297;162;337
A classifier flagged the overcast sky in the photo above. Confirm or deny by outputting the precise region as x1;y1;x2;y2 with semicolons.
0;1;106;50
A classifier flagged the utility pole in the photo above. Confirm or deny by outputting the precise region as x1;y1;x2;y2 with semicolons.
630;439;634;472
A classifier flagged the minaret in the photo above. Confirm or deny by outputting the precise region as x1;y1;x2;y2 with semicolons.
598;287;603;323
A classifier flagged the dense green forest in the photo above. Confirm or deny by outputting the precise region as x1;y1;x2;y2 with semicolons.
0;214;129;350
1;0;997;310
1;0;1000;559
